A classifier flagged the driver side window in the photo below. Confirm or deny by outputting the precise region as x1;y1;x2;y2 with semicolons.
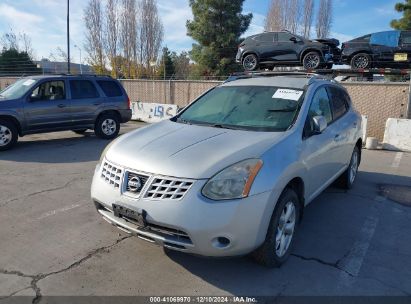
304;87;332;137
30;81;66;101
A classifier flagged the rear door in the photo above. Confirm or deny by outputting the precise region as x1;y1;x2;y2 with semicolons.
23;79;71;130
327;86;353;170
253;33;276;61
69;79;104;126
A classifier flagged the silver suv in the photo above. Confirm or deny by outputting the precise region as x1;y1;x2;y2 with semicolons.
91;72;362;267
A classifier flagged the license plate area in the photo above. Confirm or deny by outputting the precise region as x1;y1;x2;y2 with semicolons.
112;204;147;228
394;53;408;61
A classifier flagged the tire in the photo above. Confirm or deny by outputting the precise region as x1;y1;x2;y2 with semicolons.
302;52;321;70
351;53;371;69
252;188;301;268
0;120;18;151
338;146;360;190
94;113;120;139
72;129;88;135
242;54;259;71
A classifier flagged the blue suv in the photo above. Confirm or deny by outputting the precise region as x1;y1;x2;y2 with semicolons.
0;75;132;150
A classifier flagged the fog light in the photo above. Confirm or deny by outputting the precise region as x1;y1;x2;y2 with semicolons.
212;236;231;249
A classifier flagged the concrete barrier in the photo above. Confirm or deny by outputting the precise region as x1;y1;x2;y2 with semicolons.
383;118;411;152
131;102;178;123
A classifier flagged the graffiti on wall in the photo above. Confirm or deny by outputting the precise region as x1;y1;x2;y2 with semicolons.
131;101;178;123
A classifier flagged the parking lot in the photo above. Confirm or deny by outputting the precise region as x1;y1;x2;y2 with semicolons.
1;122;411;301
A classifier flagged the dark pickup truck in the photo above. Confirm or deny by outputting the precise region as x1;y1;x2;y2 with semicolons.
0;75;132;151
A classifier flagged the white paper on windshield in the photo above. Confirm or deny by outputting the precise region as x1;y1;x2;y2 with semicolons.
273;89;303;101
22;79;35;86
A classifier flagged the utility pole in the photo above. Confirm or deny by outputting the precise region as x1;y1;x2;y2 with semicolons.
67;0;71;74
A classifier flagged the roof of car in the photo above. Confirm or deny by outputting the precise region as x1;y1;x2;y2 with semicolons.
221;75;313;89
24;74;113;80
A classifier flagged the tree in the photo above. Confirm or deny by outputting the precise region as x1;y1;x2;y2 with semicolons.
187;0;252;76
316;0;333;38
139;0;164;71
301;0;314;38
391;0;411;30
0;48;40;76
0;29;34;57
265;0;301;34
84;0;106;74
105;0;120;77
119;0;138;78
172;51;191;79
157;47;175;79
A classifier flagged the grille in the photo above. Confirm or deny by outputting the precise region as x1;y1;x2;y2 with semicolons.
144;177;193;200
101;161;123;188
125;171;150;194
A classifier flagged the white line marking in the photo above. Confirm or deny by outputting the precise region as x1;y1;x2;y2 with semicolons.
36;202;84;220
391;152;403;169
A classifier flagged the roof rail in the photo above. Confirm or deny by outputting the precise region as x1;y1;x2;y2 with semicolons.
225;70;329;83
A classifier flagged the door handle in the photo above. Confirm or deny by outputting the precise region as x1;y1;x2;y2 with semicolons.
57;104;66;108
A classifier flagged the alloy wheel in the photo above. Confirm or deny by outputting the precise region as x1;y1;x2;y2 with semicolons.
304;54;320;69
101;119;117;136
275;201;296;257
243;55;257;71
349;150;359;184
0;125;12;147
353;55;369;69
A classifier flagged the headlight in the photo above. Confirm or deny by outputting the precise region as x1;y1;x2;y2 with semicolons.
99;139;117;163
202;159;263;201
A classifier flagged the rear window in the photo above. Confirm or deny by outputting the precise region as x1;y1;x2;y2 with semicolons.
70;80;99;99
254;33;275;42
97;80;123;97
327;87;349;120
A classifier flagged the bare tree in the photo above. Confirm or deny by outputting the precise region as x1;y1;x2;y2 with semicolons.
316;0;333;38
84;0;105;73
119;0;137;78
105;0;120;77
301;0;314;38
265;0;301;34
0;30;19;51
138;0;164;70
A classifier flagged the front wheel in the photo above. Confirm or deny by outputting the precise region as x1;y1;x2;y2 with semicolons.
242;54;259;71
94;114;120;139
252;188;300;268
0;120;18;151
351;53;371;69
302;52;321;70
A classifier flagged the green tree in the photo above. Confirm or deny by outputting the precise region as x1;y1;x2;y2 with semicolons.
391;0;411;30
157;47;175;79
0;48;40;76
186;0;252;76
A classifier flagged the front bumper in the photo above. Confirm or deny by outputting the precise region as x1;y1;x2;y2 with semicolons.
91;162;272;257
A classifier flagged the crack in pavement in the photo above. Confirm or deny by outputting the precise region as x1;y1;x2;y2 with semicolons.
291;253;354;277
0;287;32;300
0;235;131;303
0;177;85;208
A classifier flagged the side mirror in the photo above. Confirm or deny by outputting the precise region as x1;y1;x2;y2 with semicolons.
312;116;327;134
290;37;298;43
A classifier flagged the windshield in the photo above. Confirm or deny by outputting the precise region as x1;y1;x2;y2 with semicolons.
0;78;37;100
175;86;305;132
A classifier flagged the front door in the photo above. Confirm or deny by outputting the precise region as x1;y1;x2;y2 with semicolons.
301;86;339;200
23;79;71;131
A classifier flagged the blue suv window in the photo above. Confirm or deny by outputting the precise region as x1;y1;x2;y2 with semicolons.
70;80;99;99
97;80;123;97
370;31;400;47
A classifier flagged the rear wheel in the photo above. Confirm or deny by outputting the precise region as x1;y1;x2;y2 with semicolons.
94;113;120;139
302;52;321;70
0;120;18;151
252;188;300;268
242;54;258;71
351;53;371;69
339;146;360;189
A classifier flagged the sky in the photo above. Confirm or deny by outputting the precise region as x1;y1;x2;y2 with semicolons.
0;0;403;64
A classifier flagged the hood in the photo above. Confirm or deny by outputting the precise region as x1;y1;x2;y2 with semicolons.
106;120;289;179
313;38;340;47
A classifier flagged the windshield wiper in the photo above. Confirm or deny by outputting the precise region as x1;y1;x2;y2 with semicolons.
267;108;297;112
176;117;192;125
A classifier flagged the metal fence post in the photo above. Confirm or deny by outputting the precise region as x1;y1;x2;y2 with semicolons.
408;73;411;119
